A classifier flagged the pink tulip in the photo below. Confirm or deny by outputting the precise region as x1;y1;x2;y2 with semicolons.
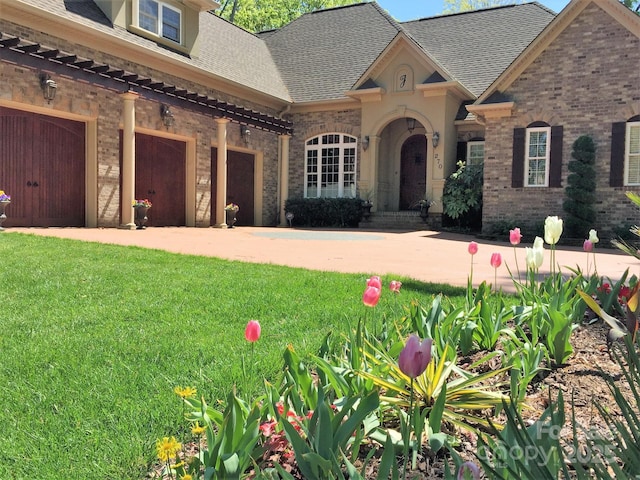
510;227;522;246
398;334;432;379
457;461;481;480
490;252;502;269
468;241;478;255
244;320;261;342
362;286;381;307
366;275;382;289
583;239;593;252
389;280;402;293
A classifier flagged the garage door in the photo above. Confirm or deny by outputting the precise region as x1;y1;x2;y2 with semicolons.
211;148;255;226
132;134;186;227
0;107;85;227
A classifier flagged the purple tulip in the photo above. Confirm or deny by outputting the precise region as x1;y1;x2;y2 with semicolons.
398;335;432;379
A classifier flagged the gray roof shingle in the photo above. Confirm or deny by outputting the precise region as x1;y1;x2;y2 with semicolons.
261;2;401;103
402;3;556;97
14;0;292;102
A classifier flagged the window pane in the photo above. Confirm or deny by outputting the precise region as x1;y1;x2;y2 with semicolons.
162;5;180;42
468;142;484;165
305;134;357;198
140;0;158;34
630;125;640;154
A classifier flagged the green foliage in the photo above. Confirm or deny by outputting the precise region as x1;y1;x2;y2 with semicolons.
443;161;483;228
613;192;640;261
563;135;596;238
443;0;523;13
216;0;358;32
284;197;363;227
182;390;262;480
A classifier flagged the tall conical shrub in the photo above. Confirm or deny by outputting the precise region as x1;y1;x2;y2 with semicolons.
563;135;596;238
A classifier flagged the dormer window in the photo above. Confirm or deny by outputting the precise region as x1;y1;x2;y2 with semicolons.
139;0;182;44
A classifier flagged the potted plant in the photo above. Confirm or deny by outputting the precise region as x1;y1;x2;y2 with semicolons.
225;203;239;228
0;190;10;231
132;198;152;229
418;198;434;221
360;189;374;220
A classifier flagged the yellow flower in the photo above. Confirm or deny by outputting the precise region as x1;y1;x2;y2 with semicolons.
191;421;206;436
171;461;185;470
174;386;197;398
180;475;193;480
156;436;181;462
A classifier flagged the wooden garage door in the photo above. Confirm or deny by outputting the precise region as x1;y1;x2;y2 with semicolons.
0;107;85;227
134;134;186;227
211;148;255;226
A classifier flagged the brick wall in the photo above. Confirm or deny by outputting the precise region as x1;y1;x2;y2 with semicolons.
286;109;362;199
0;20;283;227
482;3;640;240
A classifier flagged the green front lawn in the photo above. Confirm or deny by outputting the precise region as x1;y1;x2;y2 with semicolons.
0;233;462;479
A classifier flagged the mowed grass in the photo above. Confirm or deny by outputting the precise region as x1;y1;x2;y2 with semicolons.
0;232;464;479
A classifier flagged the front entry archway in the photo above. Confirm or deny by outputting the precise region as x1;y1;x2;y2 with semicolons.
399;134;426;210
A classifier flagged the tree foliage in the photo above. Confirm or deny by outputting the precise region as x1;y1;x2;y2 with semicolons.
562;135;596;238
216;0;359;32
443;0;522;13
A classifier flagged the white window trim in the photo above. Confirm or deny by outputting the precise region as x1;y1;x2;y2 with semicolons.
137;0;183;44
524;126;551;187
304;133;358;198
624;121;640;186
466;141;485;165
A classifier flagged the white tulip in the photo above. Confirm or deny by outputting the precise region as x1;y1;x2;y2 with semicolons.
589;229;599;244
544;216;563;245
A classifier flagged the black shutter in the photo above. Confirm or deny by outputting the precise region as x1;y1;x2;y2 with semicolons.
512;128;525;187
549;126;563;187
610;122;626;187
457;141;467;163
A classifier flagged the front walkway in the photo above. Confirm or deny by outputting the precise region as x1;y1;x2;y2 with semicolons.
7;227;637;292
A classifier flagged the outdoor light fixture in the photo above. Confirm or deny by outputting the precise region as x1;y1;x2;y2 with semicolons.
362;135;369;151
432;131;440;148
160;104;175;128
240;125;250;144
39;73;57;103
406;117;416;133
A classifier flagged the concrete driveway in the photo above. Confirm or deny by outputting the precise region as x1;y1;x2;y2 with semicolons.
7;226;637;291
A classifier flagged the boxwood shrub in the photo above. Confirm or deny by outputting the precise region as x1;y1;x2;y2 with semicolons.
284;197;363;227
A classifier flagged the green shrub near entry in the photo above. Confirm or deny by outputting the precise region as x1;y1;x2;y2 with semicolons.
284;197;363;227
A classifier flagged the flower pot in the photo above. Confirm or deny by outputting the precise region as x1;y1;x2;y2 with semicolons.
419;205;430;222
134;206;150;229
0;200;10;231
225;209;237;228
361;203;373;221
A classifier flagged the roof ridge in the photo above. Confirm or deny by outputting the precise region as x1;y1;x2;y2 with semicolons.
400;1;554;24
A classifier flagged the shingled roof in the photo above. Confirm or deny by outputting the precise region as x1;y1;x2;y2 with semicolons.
10;0;556;105
402;2;556;97
12;0;292;102
261;2;402;103
262;1;555;102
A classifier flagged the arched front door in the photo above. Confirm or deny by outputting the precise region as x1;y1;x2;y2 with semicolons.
399;134;427;210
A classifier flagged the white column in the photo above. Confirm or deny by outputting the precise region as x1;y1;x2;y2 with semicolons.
119;91;138;229
214;118;229;227
279;134;291;226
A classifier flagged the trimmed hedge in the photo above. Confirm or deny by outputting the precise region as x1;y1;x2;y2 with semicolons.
284;197;363;227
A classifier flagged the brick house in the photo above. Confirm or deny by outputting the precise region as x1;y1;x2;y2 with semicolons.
0;0;638;235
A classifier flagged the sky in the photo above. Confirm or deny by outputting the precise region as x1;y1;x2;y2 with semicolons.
375;0;571;21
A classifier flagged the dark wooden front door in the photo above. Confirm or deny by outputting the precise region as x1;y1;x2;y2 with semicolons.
399;134;427;210
0;107;85;227
134;134;186;227
211;148;255;226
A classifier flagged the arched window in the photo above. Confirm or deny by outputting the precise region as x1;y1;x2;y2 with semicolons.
304;133;357;198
